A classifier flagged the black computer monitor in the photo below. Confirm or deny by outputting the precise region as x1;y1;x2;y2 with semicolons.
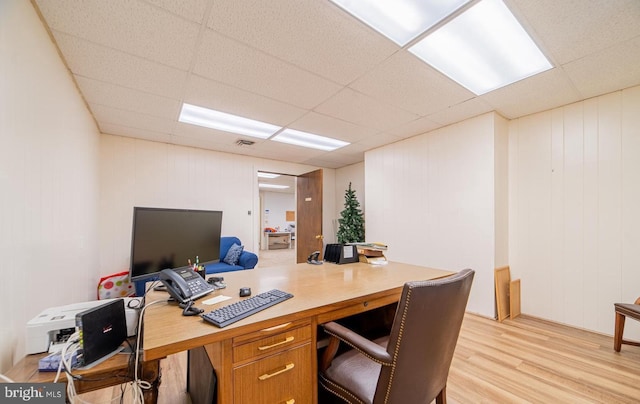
129;207;223;283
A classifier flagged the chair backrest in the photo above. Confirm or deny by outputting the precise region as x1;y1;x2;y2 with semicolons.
374;268;475;404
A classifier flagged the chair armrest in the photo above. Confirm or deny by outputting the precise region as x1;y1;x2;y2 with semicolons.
322;321;392;365
238;251;258;269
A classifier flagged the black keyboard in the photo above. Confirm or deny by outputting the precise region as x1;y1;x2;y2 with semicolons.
201;289;293;328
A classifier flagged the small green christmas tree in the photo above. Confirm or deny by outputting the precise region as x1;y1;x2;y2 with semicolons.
337;182;365;244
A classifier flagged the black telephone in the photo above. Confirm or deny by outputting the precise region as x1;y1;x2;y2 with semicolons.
159;267;214;304
307;251;323;265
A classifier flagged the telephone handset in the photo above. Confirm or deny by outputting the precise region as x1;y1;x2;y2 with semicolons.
159;267;214;304
159;268;192;302
307;251;323;265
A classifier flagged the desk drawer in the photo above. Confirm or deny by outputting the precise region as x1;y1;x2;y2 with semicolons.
233;343;312;404
234;324;311;363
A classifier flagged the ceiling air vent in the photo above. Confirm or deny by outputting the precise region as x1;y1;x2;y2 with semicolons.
236;139;255;146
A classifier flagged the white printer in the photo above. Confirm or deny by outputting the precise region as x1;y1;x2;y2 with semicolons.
26;297;142;354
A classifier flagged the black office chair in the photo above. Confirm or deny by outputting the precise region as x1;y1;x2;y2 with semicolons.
319;268;474;404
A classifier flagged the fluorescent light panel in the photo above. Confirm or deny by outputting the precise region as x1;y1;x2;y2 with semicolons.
271;129;349;151
259;183;289;189
409;0;552;95
258;172;281;179
179;103;281;139
331;0;470;46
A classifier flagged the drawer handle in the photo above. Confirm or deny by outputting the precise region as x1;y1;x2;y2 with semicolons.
258;363;295;380
285;400;295;404
258;336;294;351
260;322;292;332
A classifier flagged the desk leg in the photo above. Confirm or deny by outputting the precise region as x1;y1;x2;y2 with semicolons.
142;359;161;404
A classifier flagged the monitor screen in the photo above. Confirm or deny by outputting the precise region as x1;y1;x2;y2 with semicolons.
129;207;223;282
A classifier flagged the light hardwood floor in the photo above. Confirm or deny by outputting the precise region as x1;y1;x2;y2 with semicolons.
449;314;640;403
255;247;296;268
78;313;640;403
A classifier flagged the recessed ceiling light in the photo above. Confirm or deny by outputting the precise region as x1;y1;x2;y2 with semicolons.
259;183;290;189
178;103;281;139
271;129;349;151
409;0;552;95
258;172;281;179
331;0;470;46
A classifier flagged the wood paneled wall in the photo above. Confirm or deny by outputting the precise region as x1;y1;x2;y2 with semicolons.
365;113;509;318
509;86;640;338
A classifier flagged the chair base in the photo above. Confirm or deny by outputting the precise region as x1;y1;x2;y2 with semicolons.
614;309;640;352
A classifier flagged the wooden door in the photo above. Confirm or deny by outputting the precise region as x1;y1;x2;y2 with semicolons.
296;169;323;263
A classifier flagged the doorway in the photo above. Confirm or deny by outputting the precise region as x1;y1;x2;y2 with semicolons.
258;172;296;267
256;169;324;267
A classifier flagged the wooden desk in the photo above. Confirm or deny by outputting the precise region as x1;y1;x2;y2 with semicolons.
264;231;291;249
143;261;452;404
5;349;161;403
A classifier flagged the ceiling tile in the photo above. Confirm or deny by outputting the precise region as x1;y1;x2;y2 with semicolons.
183;75;307;127
36;0;200;69
301;157;351;169
90;104;176;134
563;36;640;99
173;122;269;146
336;142;373;155
258;140;325;162
286;112;379;143
481;68;582;119
54;33;188;99
315;88;419;131
206;0;398;85
170;135;241;154
193;29;342;109
510;0;640;65
261;139;325;157
100;123;172;144
350;132;404;152
32;0;640;169
350;50;475;116
234;145;282;161
321;150;366;167
145;0;209;23
426;98;494;126
76;76;181;119
385;116;442;139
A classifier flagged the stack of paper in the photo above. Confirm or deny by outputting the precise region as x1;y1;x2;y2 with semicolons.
349;243;388;265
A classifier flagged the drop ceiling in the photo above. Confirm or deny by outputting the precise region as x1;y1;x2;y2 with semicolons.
34;0;640;169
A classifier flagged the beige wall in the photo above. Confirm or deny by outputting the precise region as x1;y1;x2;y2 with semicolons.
0;0;101;371
509;86;640;338
99;134;337;276
365;113;508;317
0;1;338;372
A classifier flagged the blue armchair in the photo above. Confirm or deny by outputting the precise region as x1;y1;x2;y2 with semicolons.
204;236;258;274
133;236;257;296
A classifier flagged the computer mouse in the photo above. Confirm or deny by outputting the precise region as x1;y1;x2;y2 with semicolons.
239;287;251;297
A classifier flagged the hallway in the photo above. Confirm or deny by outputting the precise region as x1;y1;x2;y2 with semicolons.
257;247;296;268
